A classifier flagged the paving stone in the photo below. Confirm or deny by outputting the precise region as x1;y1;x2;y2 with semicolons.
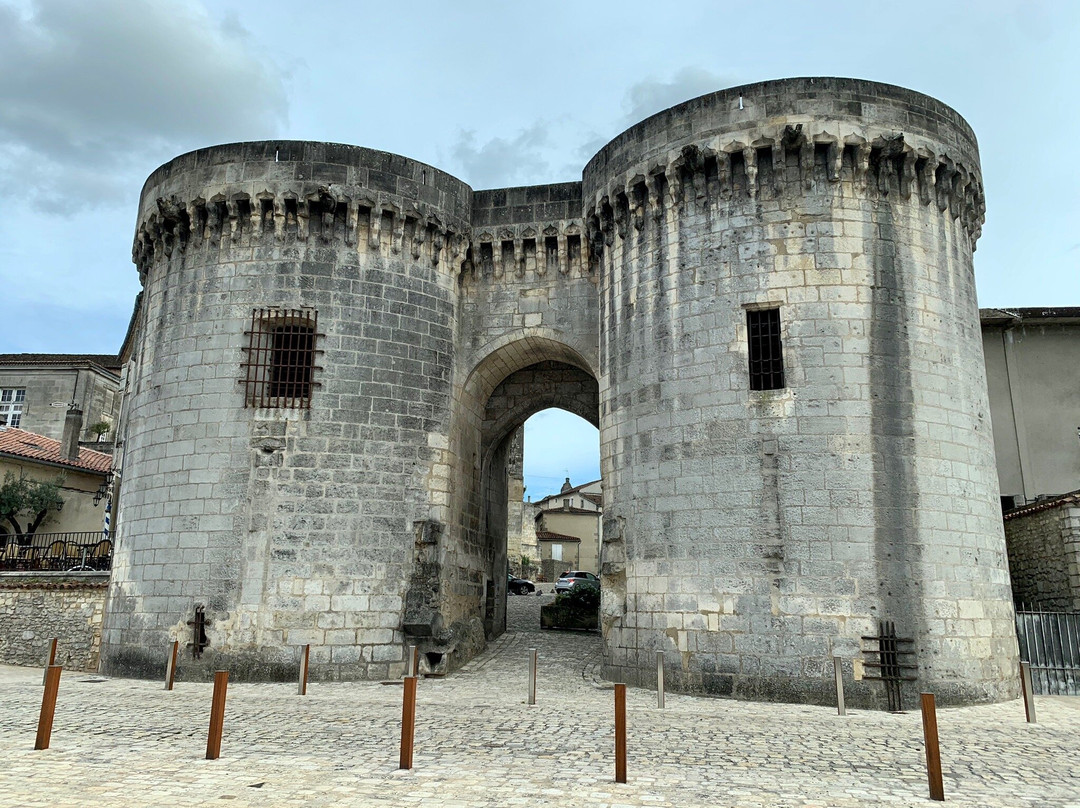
1;595;1077;807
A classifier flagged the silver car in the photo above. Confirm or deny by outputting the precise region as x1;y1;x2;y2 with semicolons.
555;570;600;594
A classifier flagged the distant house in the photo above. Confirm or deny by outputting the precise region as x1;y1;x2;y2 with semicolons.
532;478;602;578
0;353;122;451
0;417;113;570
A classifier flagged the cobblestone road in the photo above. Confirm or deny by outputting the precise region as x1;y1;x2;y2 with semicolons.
1;594;1078;807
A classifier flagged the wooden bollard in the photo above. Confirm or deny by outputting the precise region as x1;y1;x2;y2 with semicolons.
205;671;229;760
42;638;58;685
833;656;846;716
1020;661;1037;723
656;651;665;709
34;665;62;750
298;644;310;696
399;675;418;769
920;693;945;801
527;649;538;705
164;640;179;691
614;683;627;783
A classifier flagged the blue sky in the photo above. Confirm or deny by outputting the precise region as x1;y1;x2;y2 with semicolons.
0;0;1076;499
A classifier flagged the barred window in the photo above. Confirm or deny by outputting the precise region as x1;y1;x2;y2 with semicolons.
747;308;785;390
241;308;322;408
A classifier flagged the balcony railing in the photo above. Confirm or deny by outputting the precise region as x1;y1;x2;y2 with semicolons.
0;531;112;572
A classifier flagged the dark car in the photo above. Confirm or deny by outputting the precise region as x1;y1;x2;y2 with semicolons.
555;570;599;594
508;574;536;595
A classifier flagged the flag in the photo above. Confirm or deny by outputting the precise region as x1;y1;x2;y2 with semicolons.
103;498;111;540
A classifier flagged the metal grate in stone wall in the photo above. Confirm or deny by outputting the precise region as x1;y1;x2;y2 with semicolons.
746;308;785;390
861;620;917;712
1016;606;1080;695
241;308;323;408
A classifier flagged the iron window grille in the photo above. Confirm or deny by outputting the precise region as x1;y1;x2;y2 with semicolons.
241;308;323;408
747;308;785;390
0;388;25;427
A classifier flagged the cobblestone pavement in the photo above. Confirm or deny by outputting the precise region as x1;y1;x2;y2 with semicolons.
2;594;1078;807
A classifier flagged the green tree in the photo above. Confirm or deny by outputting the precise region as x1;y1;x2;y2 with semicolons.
0;472;65;537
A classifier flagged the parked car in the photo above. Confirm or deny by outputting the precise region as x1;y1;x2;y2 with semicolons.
555;570;600;594
507;574;536;595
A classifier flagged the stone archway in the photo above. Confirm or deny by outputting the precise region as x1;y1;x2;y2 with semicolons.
445;338;599;643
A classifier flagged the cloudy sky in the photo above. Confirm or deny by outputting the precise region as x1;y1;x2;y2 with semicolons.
0;0;1076;498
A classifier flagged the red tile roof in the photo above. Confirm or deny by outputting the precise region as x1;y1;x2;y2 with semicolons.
536;530;581;543
0;428;112;474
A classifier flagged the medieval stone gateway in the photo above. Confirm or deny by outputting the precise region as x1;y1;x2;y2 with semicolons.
103;77;1018;707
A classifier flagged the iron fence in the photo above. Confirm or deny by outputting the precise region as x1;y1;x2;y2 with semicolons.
0;531;112;572
1015;606;1080;696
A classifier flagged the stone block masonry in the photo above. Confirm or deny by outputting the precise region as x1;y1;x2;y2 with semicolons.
1004;492;1080;610
0;573;108;671
105;78;1018;706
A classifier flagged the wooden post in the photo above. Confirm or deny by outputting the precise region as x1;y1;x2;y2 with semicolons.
298;644;310;696
614;683;627;783
656;651;665;709
42;638;58;685
833;656;846;716
399;675;417;769
164;640;179;691
920;693;945;801
527;648;538;705
34;665;62;750
1020;661;1037;723
205;671;229;760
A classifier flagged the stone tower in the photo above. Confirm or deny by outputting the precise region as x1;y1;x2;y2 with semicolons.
104;79;1017;706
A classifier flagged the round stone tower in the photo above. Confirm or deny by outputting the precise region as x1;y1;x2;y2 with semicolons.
103;142;474;680
584;78;1016;706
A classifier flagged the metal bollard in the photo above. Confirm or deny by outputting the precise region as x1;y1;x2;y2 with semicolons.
527;649;538;705
34;665;62;750
399;675;418;769
614;683;627;783
833;656;846;716
298;644;310;696
164;640;179;691
42;638;58;686
405;645;417;678
205;671;229;760
920;693;945;801
656;651;665;709
1020;661;1037;723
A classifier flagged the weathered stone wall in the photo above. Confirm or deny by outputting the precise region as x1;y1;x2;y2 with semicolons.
106;142;473;681
0;573;108;670
1004;495;1080;610
109;79;1019;705
584;78;1015;707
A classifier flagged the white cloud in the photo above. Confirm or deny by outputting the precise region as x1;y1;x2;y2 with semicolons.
622;66;737;127
0;0;289;211
447;122;553;189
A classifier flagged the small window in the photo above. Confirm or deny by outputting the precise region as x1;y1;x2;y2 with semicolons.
241;308;322;408
0;388;25;427
551;544;563;561
747;308;785;390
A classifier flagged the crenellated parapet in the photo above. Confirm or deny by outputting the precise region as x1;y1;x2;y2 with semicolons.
460;182;593;284
583;123;985;257
132;141;474;280
582;78;987;261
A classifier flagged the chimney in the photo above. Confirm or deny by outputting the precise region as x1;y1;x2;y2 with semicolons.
61;406;83;462
560;477;572;493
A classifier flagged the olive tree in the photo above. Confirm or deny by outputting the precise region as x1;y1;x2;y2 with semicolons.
0;472;65;537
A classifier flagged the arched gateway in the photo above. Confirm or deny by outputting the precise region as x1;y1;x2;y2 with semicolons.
104;78;1018;707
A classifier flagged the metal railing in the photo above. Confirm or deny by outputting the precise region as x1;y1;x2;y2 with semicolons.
0;531;112;572
1016;606;1080;696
